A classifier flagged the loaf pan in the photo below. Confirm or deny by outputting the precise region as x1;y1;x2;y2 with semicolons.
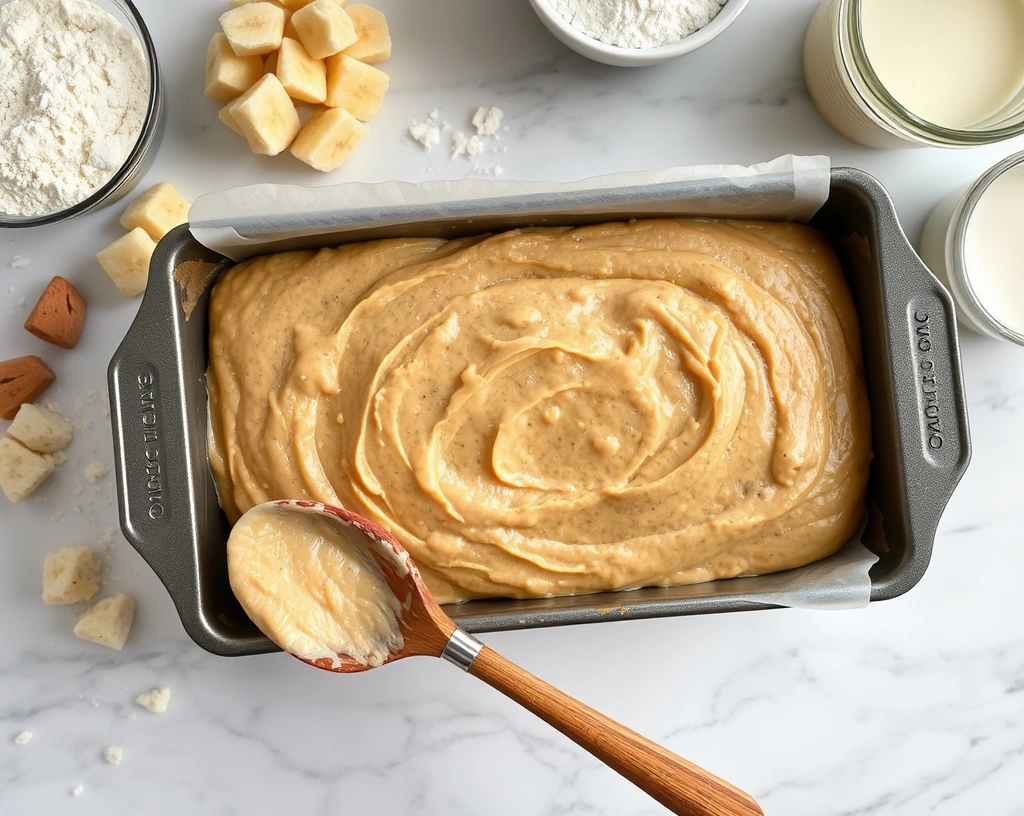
108;168;971;657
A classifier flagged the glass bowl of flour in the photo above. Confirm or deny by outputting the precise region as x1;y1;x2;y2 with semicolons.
0;0;163;227
529;0;751;66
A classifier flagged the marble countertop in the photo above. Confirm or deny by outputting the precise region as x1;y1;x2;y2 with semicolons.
2;0;1023;813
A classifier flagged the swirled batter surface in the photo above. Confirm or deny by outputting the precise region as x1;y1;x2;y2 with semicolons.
208;220;871;603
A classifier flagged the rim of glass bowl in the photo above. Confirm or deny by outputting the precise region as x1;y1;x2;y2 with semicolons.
840;0;1024;147
530;0;751;65
0;0;163;228
949;151;1024;347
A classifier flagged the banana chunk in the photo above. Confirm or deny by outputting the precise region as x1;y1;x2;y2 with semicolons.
342;5;390;64
8;403;72;454
277;37;327;103
229;73;301;155
292;0;357;60
290;107;367;171
0;437;55;503
220;2;287;56
96;228;157;298
43;547;101;603
205;32;265;103
74;594;136;650
120;183;190;241
219;104;245;136
324;54;388;120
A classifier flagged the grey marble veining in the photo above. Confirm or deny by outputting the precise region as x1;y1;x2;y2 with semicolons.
3;0;1024;813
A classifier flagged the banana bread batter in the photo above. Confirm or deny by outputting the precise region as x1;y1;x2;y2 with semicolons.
208;219;871;603
228;502;404;667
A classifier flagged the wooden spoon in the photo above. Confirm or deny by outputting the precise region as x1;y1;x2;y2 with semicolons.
242;500;764;816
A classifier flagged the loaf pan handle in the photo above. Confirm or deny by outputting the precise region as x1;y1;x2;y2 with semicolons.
107;227;232;644
875;192;971;598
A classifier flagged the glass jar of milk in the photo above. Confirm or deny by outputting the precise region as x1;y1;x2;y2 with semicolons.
804;0;1024;148
920;153;1024;346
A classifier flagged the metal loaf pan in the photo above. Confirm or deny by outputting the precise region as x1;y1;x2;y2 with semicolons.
108;168;971;657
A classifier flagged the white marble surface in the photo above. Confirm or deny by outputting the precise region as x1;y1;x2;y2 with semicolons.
2;0;1024;813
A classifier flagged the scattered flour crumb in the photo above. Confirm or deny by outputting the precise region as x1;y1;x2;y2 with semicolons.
413;106;508;175
85;389;98;404
135;687;171;713
451;131;484;159
14;730;32;745
408;113;441;150
84;461;108;483
98;528;117;551
472;106;503;137
103;745;123;766
17;297;25;307
50;511;64;523
71;785;84;797
10;255;30;268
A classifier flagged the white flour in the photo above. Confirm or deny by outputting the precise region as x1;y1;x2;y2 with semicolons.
552;0;727;49
0;0;148;217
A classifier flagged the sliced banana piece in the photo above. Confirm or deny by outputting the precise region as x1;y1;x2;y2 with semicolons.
342;5;391;64
120;183;190;241
229;73;301;155
324;54;388;120
277;37;327;103
219;104;246;136
96;228;157;298
290;107;367;171
292;0;357;60
205;32;265;103
220;1;287;57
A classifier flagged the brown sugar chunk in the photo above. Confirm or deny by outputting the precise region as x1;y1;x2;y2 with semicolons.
24;276;87;349
0;356;56;420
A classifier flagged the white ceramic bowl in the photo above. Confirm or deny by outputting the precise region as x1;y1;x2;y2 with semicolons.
529;0;751;67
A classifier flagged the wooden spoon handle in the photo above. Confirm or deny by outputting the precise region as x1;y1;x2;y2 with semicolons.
467;645;763;816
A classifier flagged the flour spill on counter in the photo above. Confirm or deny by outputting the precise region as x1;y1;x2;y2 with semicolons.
408;106;505;175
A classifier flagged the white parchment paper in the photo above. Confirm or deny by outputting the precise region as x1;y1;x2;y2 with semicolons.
190;155;832;261
189;154;879;609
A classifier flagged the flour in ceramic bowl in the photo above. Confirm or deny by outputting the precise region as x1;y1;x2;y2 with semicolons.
552;0;727;49
0;0;149;217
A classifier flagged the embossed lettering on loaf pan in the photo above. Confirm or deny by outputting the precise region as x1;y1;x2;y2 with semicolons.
108;168;971;657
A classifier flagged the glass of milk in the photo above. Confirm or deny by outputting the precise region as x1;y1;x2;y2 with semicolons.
804;0;1024;148
920;152;1024;347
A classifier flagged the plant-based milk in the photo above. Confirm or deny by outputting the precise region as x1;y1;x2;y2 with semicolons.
860;0;1024;129
964;164;1024;332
